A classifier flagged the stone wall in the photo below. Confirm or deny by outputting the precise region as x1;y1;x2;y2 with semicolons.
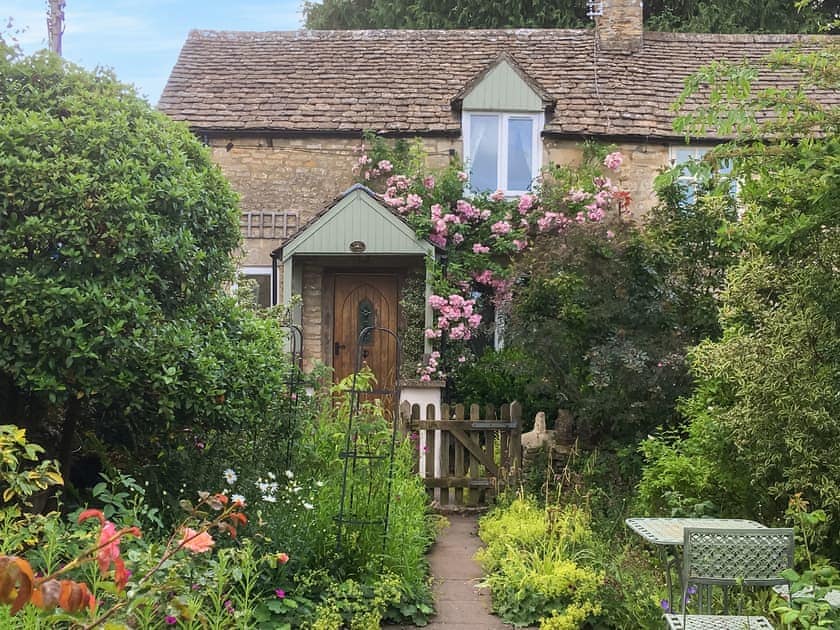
208;133;672;367
209;134;670;268
543;138;671;216
208;135;458;268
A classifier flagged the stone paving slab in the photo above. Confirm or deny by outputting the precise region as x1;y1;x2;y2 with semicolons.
385;513;515;629
422;514;512;629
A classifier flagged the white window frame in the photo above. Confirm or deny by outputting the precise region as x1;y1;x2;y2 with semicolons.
669;145;739;204
233;266;272;308
462;111;544;197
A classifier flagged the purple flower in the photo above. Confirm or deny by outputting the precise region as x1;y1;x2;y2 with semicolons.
275;588;286;599
224;600;235;613
660;599;671;612
165;615;177;625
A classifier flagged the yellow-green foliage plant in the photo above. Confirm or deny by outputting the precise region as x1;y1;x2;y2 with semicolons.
477;497;604;628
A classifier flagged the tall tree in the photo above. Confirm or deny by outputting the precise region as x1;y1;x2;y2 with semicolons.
303;0;836;32
0;44;292;480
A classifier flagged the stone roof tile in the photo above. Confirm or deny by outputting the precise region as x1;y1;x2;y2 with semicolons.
158;29;838;140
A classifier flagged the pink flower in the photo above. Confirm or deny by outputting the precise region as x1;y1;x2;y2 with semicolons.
430;203;442;219
603;151;623;170
489;189;505;201
424;328;441;339
423;175;435;190
457;171;468;182
473;270;494;284
518;194;535;214
513;239;528;252
472;243;490;254
165;615;177;625
491;220;511;236
97;520;120;573
420;374;431;382
467;314;482;328
480;209;491;220
567;188;590;203
377;159;393;172
405;193;423;210
276;552;290;565
275;588;286;599
180;527;215;554
458;356;466;363
452;233;464;244
606;230;615;239
428;295;446;309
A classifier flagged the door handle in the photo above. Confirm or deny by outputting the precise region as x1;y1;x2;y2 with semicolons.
334;342;346;356
362;349;369;359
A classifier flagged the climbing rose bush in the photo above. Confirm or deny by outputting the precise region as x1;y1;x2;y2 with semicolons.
354;136;631;379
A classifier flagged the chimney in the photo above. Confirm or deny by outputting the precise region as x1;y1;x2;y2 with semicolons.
595;0;644;52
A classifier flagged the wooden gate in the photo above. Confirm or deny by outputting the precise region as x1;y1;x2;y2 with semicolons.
399;401;522;507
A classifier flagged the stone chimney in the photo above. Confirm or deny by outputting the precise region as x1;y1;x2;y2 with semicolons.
596;0;644;52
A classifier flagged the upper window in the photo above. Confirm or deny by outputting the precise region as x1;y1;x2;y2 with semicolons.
463;112;543;196
670;146;736;205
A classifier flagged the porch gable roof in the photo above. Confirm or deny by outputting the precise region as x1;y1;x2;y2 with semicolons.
275;184;434;262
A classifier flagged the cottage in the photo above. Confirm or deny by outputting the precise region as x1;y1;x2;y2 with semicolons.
158;0;837;392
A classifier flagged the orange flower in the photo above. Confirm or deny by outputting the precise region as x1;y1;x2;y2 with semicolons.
180;528;214;553
276;552;290;565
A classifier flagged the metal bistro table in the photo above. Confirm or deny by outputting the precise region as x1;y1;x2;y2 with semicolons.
626;517;766;613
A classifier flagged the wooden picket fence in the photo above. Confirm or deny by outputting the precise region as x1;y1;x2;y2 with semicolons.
398;401;522;507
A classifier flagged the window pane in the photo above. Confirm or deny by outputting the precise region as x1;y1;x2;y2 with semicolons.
469;115;498;192
507;118;533;191
245;274;271;308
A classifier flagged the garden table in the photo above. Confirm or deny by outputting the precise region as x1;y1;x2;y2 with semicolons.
625;517;766;613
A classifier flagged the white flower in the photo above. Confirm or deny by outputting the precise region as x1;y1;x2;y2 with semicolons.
257;481;269;493
292;486;302;493
262;494;277;503
303;502;314;510
315;481;325;488
267;472;276;480
231;494;246;506
223;469;237;485
284;470;294;479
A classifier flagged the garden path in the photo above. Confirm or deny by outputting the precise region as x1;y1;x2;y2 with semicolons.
419;513;512;629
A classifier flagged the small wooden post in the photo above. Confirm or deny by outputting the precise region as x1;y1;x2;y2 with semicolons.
510;401;523;483
466;404;481;507
398;400;411;440
425;404;436;503
439;404;451;507
484;403;497;502
499;403;511;472
453;403;465;506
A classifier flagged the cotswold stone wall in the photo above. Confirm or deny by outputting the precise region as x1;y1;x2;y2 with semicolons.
207;133;671;367
208;135;458;267
543;138;671;216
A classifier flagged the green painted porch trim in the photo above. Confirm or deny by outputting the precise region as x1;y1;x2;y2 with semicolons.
281;186;434;261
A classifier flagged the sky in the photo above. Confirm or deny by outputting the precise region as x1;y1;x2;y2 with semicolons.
1;0;305;104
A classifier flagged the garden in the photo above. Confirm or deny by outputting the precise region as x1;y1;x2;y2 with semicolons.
2;31;840;630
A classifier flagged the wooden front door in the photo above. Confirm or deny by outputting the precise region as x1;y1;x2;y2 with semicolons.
333;274;399;396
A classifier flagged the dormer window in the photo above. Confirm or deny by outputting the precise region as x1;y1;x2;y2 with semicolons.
455;54;552;197
463;112;544;195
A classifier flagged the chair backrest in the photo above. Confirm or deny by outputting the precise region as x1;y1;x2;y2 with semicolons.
682;527;794;587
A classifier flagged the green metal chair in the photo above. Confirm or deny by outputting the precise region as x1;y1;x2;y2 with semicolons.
664;527;795;630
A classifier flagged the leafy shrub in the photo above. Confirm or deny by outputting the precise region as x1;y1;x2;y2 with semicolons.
507;216;695;444
477;497;604;628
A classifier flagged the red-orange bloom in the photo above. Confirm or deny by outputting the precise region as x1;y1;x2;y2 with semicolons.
180;528;215;553
97;520;120;573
